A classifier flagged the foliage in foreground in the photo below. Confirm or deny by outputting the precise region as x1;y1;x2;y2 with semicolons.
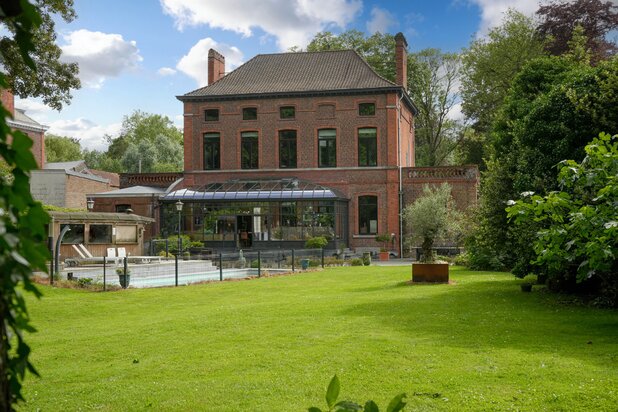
507;133;617;306
309;375;406;412
0;1;50;409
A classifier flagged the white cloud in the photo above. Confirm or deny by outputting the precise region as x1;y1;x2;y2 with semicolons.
177;38;244;87
161;0;362;50
446;102;464;122
158;67;177;76
466;0;540;35
47;118;122;151
14;98;51;116
60;29;143;88
367;6;396;34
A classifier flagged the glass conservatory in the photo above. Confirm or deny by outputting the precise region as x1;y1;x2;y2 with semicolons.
160;179;349;249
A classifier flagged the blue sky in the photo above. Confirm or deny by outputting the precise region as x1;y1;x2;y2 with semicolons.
16;0;542;151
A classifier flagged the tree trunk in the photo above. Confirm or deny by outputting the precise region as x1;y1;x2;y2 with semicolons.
422;237;434;262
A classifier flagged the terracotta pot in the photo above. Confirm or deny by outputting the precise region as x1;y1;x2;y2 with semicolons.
412;263;449;283
379;251;390;261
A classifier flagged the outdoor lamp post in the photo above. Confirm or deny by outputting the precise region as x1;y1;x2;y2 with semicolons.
86;198;94;211
174;200;183;286
175;200;183;251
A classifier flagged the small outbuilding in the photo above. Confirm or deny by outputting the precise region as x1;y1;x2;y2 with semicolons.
49;211;155;261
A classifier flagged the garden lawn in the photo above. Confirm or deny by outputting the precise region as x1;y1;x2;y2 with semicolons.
20;267;618;411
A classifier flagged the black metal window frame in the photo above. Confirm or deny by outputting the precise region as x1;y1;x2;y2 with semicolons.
241;131;259;169
359;102;376;116
205;108;219;121
204;132;221;170
358;195;378;235
242;107;257;120
318;128;336;168
279;130;297;169
358;127;377;167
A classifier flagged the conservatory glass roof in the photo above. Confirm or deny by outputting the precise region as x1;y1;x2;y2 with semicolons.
163;179;346;202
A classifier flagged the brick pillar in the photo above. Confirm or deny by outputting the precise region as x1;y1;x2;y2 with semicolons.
1;89;15;116
208;49;225;85
395;33;408;91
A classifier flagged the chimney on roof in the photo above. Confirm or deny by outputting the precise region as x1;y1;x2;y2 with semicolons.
1;89;15;116
208;49;225;85
395;32;408;91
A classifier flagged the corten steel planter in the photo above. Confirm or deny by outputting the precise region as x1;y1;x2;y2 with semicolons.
379;251;390;261
412;263;449;283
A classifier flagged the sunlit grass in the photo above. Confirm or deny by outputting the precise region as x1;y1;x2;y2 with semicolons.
20;266;618;411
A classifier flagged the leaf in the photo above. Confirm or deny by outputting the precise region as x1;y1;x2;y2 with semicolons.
326;375;341;409
363;400;380;412
386;393;407;412
335;400;363;411
308;408;323;412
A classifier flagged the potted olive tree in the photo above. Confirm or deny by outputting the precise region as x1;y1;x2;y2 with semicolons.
403;183;461;283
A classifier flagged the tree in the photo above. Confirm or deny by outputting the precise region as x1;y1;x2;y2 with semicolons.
44;134;81;163
408;49;463;166
306;30;396;82
0;0;80;110
466;54;618;274
403;184;461;263
0;1;49;409
507;133;618;306
536;0;618;64
120;110;183;146
460;10;546;134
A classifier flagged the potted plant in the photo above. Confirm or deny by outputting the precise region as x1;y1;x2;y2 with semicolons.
182;251;191;261
403;183;461;283
303;236;327;270
375;233;392;261
520;274;537;292
116;267;131;289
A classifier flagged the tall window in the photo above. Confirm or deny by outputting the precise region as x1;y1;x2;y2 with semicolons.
60;224;85;244
243;107;257;120
204;132;220;170
279;130;297;168
241;131;259;169
358;196;377;234
358;128;377;167
318;129;336;168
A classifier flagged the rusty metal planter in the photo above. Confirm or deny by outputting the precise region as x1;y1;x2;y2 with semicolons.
412;263;449;283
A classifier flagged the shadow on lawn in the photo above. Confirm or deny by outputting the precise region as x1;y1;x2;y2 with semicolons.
343;274;618;367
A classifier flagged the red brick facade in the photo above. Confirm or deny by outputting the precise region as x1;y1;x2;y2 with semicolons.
179;89;415;251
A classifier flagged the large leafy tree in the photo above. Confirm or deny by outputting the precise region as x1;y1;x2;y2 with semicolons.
0;1;50;409
305;30;396;82
0;0;80;110
460;10;546;135
44;134;81;163
85;111;183;173
408;49;462;166
536;0;618;64
466;54;618;273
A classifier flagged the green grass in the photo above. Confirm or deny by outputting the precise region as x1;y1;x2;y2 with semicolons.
20;267;618;411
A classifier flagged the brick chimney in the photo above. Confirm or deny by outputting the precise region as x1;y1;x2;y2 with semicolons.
208;49;225;85
1;89;15;116
395;32;408;91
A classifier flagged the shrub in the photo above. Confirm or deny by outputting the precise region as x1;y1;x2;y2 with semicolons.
361;253;371;266
76;277;93;288
305;236;328;249
507;133;618;306
350;258;363;266
522;274;538;285
453;252;470;267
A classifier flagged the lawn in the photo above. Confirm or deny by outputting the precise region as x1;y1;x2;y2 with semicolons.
20;266;618;411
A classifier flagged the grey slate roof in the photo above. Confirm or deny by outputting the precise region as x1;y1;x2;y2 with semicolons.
89;185;166;198
179;50;401;100
7;108;48;132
